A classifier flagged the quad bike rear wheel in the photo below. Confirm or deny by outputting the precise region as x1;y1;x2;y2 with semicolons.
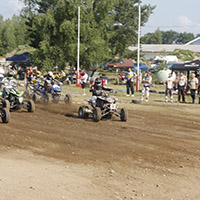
92;107;101;122
2;100;10;110
32;94;40;103
27;100;35;112
120;108;127;122
64;94;72;104
1;108;10;123
78;106;89;119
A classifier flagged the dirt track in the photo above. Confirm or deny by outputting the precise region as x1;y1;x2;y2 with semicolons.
0;101;200;200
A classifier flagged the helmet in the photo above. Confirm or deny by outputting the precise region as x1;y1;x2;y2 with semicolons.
7;71;14;79
48;71;53;77
37;71;41;78
95;78;102;86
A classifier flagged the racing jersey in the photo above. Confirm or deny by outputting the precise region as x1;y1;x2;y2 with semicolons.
143;75;152;87
1;77;18;88
166;77;173;89
126;71;136;82
177;75;187;86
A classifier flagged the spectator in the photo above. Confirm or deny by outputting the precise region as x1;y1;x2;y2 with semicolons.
125;68;136;97
141;71;152;102
198;74;200;104
0;66;5;89
189;73;198;104
177;72;187;103
80;70;88;96
165;73;174;102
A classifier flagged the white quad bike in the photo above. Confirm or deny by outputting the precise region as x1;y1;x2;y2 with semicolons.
78;91;127;122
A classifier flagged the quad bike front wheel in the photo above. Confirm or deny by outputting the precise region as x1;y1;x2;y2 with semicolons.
52;94;60;103
78;106;89;119
1;108;10;123
2;100;10;110
27;100;35;112
120;108;127;122
43;94;50;104
64;94;72;104
92;107;101;122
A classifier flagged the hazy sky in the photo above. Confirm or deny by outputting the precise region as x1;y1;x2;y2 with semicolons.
0;0;24;19
141;0;200;36
0;0;200;36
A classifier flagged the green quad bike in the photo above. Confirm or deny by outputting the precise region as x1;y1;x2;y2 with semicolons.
0;86;35;113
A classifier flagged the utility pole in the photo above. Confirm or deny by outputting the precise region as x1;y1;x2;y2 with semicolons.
76;6;80;86
136;3;141;91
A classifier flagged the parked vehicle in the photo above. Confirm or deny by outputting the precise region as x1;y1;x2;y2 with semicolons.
133;63;148;72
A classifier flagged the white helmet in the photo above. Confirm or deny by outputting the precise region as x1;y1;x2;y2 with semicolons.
48;71;53;77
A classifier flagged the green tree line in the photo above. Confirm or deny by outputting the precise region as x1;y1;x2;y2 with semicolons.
141;28;200;45
0;0;155;71
0;15;28;56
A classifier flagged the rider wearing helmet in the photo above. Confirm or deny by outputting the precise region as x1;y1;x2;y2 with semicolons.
1;71;18;98
89;77;113;103
43;71;54;93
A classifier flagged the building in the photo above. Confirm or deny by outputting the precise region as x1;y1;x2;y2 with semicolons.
129;37;200;59
129;44;200;59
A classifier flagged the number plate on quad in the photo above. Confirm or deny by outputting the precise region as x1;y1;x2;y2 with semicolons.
19;97;24;103
110;104;116;110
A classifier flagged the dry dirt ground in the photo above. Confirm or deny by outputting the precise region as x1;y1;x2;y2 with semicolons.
0;99;200;200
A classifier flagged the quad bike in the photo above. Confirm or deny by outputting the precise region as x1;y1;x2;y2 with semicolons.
0;85;35;112
0;100;10;123
32;81;72;104
78;92;127;122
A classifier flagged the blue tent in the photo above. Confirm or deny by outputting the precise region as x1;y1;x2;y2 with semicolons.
6;52;31;63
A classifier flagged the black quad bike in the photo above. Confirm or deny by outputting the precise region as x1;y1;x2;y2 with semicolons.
78;92;127;122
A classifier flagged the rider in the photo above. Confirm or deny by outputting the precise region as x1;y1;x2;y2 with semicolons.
177;71;187;103
141;71;152;102
165;73;174;102
1;71;18;98
89;77;113;104
43;71;54;93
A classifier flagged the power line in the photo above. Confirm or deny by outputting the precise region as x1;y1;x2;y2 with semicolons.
142;25;200;28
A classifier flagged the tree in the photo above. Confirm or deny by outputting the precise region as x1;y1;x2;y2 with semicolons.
21;0;154;70
161;30;179;44
1;19;17;53
0;15;4;55
141;28;162;44
175;32;194;44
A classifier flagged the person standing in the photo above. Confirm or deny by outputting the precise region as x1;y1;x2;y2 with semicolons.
126;68;136;97
189;73;198;104
165;73;174;102
141;71;152;102
80;70;88;96
198;75;200;104
0;66;5;89
177;72;187;103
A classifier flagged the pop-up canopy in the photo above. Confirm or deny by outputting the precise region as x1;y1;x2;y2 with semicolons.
6;52;31;63
171;60;200;71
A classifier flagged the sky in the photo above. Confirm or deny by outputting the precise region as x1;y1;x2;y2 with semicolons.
0;0;24;19
0;0;200;36
141;0;200;36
